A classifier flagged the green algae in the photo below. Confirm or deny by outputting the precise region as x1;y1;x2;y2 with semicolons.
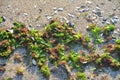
0;20;119;79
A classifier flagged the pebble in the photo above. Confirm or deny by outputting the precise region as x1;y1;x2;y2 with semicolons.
82;61;87;64
1;16;6;22
63;17;69;23
106;21;110;24
34;5;37;8
117;28;120;32
23;13;28;16
113;30;118;34
67;21;74;28
53;7;57;10
102;18;107;24
7;5;11;8
39;9;42;14
76;7;80;10
46;16;52;20
98;69;102;72
45;14;52;20
57;8;64;11
79;9;86;12
85;1;92;4
51;10;57;16
32;59;37;65
36;24;41;28
75;6;89;13
110;16;119;24
67;13;75;18
81;6;86;8
7;29;13;33
45;14;48;17
92;7;102;17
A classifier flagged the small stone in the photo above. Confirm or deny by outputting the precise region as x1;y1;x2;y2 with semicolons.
93;7;102;17
31;37;35;41
63;17;69;23
86;1;92;4
23;13;28;16
79;9;86;12
53;7;57;10
98;69;102;72
81;6;86;8
113;30;118;34
39;9;42;13
67;21;74;28
46;16;52;20
100;3;104;5
57;8;64;11
113;8;117;11
7;5;11;8
1;16;6;22
67;13;75;18
32;59;37;65
76;7;80;9
96;10;102;17
34;5;37;8
45;14;49;17
36;24;41;28
110;16;119;24
7;29;13;33
51;10;57;16
117;28;120;32
102;18;107;24
82;61;87;64
92;10;96;13
106;21;110;24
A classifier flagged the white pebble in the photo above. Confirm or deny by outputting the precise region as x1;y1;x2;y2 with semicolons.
34;5;37;8
51;10;57;16
86;1;92;4
67;13;75;18
53;7;57;10
36;24;41;27
46;16;52;20
117;28;120;32
57;8;64;11
32;59;37;65
23;13;28;16
113;30;118;34
7;29;13;33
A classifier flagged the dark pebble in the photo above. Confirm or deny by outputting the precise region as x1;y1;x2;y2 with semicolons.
67;21;74;28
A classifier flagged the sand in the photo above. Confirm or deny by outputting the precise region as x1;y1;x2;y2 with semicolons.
0;0;120;80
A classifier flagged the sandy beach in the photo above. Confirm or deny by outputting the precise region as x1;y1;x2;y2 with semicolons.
0;0;120;80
